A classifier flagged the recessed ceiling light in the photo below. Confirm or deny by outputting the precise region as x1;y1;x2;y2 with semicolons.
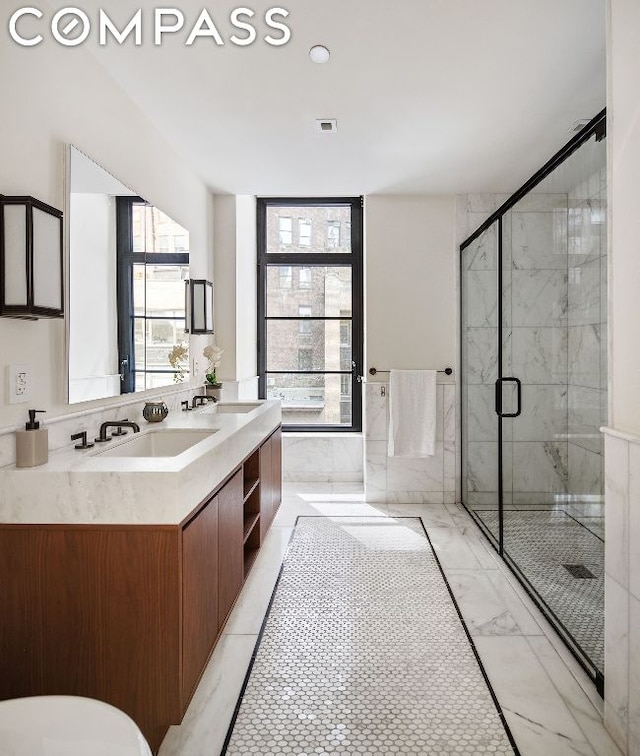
309;45;330;64
315;119;337;134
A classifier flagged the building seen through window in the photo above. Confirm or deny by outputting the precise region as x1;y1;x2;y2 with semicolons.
258;199;363;431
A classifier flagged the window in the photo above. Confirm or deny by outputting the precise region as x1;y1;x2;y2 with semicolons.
257;197;363;431
279;266;292;289
298;267;312;289
327;220;340;249
299;305;312;333
298;218;311;246
279;216;292;245
117;198;189;392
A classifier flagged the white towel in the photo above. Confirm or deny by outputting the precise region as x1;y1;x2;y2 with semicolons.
388;370;437;458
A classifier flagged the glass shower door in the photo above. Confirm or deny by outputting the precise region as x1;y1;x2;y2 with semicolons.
500;160;605;685
461;221;501;542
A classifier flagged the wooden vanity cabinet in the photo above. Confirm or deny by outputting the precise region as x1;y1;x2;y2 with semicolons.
0;424;282;754
217;468;244;623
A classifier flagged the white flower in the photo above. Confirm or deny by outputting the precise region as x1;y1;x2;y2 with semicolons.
203;343;223;368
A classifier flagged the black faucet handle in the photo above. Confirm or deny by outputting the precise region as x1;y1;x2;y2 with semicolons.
181;400;192;411
112;419;129;436
71;431;94;450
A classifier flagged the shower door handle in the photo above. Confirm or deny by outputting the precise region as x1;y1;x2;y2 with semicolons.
494;377;522;418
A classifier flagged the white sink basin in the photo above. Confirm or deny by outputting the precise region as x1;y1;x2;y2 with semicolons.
97;429;216;458
213;402;262;414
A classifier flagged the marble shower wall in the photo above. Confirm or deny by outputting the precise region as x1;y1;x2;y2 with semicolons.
458;181;606;508
567;169;607;502
364;377;456;504
505;194;570;505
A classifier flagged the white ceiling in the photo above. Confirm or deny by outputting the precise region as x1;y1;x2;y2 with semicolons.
83;0;606;196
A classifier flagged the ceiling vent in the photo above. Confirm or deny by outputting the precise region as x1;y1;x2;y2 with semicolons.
316;119;338;134
569;118;591;133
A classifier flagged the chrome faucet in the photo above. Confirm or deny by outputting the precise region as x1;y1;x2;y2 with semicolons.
95;420;141;443
192;395;217;408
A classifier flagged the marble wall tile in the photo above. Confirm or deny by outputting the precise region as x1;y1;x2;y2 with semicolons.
568;443;604;499
443;385;456;444
383;491;444;505
569;324;603;390
461;222;497;270
466;440;512;494
569;257;601;326
283;435;363;482
465;269;503;328
629;594;640;755
568;386;606;453
568;201;605;266
386;443;444;492
512;385;568;442
444;441;456;495
464;193;510;215
512;192;568;213
365;383;387;441
511;441;568;493
604;575;630;754
511;269;568;327
628;441;640;601
511;210;568;270
511;327;568;385
465;384;501;442
463;327;502;385
364;440;387;499
512;492;567;506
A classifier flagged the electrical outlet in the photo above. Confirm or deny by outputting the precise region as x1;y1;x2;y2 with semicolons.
8;364;32;404
192;358;199;377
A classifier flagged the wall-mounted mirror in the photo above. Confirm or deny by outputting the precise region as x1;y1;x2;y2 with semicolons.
66;146;190;404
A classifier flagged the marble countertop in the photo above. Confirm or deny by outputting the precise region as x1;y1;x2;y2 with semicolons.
0;401;281;526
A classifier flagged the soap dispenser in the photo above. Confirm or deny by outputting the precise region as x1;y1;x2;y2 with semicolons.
16;409;48;468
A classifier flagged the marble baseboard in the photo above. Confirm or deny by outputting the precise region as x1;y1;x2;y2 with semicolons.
283;433;364;483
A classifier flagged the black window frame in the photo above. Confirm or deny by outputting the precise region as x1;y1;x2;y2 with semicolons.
257;196;364;433
116;196;189;393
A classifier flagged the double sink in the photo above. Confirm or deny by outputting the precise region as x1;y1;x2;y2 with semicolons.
95;402;262;459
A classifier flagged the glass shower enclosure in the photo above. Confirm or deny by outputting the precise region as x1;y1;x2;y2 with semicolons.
460;111;607;691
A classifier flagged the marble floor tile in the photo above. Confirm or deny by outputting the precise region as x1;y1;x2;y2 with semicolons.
528;636;622;756
474;635;596;754
158;634;257;756
158;483;612;756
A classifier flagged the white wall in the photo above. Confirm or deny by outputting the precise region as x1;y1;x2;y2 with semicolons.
364;195;457;499
365;195;457;374
603;2;640;753
0;39;213;428
212;194;258;399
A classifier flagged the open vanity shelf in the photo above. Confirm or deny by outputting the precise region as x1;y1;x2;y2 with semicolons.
0;424;282;754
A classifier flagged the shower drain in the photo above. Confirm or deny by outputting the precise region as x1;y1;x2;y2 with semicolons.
563;564;596;579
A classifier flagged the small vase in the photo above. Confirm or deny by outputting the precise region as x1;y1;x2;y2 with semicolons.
204;384;224;402
143;401;168;423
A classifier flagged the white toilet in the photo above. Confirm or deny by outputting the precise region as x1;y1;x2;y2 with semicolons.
0;696;152;756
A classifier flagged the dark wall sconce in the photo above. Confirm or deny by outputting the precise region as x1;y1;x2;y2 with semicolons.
0;195;64;319
185;279;214;334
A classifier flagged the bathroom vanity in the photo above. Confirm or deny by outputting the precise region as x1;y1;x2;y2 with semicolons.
0;401;282;753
